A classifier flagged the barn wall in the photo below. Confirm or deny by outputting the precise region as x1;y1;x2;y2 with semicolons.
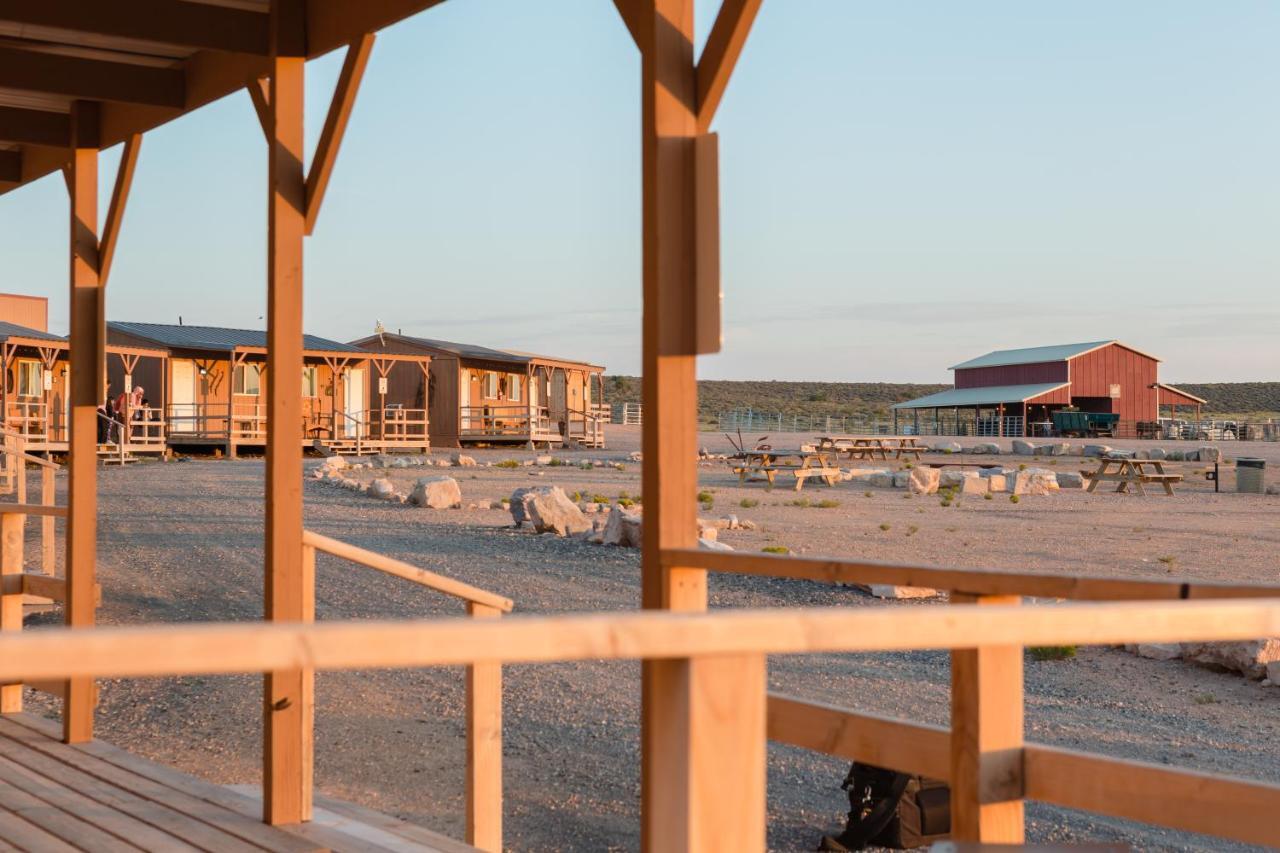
954;361;1067;389
1068;344;1158;423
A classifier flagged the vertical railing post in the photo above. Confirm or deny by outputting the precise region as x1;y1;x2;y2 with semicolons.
950;592;1025;843
647;653;766;851
466;602;503;851
264;0;310;825
0;510;24;713
41;465;55;576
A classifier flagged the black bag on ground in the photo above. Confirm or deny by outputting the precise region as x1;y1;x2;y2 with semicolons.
818;762;950;851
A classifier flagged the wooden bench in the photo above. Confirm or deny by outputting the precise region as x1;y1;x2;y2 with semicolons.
731;450;840;491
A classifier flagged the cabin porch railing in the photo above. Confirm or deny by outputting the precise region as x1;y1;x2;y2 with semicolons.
4;400;53;443
364;407;429;443
2;597;1279;849
0;431;60;577
566;405;607;448
460;405;556;440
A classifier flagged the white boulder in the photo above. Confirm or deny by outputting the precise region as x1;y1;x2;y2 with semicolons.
369;478;397;499
1197;446;1221;463
1181;639;1280;680
1012;440;1035;456
451;453;477;467
509;486;590;536
969;442;1002;455
602;506;643;547
1055;471;1084;489
410;476;462;509
931;441;962;453
960;475;988;495
908;467;940;495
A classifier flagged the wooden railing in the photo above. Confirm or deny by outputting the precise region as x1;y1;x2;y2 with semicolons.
566;404;607;447
460;405;555;439
301;530;512;851
1;599;1278;849
663;547;1280;844
1;431;59;577
4;400;51;442
364;407;429;443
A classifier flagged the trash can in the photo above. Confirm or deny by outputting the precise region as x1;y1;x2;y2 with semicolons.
1236;458;1265;494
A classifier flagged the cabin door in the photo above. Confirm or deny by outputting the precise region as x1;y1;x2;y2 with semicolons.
550;368;568;434
459;370;471;430
344;368;365;437
171;359;197;432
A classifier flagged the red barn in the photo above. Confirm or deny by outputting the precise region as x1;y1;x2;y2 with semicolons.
893;340;1206;437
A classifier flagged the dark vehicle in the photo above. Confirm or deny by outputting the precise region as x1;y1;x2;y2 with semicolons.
1052;410;1119;438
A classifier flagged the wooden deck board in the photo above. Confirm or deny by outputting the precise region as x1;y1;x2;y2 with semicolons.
0;713;472;853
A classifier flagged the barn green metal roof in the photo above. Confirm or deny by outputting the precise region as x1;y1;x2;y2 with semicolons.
948;340;1162;371
892;382;1070;410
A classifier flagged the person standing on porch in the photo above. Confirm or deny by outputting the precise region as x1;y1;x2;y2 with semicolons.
97;382;113;444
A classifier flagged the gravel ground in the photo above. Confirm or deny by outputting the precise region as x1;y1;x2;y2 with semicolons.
19;426;1280;852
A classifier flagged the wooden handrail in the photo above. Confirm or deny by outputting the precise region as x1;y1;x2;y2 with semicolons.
767;693;1280;848
302;530;513;612
0;504;66;518
0;444;60;470
1;599;1277;680
665;548;1280;601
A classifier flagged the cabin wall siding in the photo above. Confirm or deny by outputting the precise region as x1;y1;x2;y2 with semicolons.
429;357;460;447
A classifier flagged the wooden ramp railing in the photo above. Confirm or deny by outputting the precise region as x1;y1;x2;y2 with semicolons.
1;430;60;579
0;600;1278;850
301;530;513;851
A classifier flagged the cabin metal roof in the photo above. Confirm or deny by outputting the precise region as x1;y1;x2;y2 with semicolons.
109;321;361;353
0;320;65;343
355;333;603;371
892;382;1071;410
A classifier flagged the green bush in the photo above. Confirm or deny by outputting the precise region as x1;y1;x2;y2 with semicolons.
879;523;891;531
1009;495;1020;504
814;499;841;508
1029;646;1077;662
495;459;521;468
739;498;760;509
761;545;790;555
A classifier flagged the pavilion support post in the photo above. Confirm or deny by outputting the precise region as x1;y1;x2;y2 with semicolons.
263;0;311;826
950;592;1025;842
64;100;103;744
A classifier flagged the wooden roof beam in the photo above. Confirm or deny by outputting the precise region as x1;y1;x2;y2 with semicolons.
0;106;69;146
0;46;185;108
0;0;270;55
305;33;375;236
612;0;644;48
0;147;17;182
695;0;763;132
98;133;142;288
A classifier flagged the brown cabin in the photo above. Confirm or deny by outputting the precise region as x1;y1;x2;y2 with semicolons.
108;322;431;456
350;332;606;449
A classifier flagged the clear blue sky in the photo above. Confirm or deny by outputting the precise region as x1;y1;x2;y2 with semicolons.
1;1;1276;383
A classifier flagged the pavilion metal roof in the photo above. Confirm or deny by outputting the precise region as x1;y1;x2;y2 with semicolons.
892;382;1071;410
949;340;1161;371
109;321;361;353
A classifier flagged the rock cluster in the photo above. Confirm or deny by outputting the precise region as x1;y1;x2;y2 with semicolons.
1129;638;1280;685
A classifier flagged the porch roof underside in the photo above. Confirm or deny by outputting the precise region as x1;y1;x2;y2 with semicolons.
0;1;448;197
1157;383;1207;406
893;383;1071;410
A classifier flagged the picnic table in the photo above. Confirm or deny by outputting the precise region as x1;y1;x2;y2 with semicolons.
1082;457;1183;496
730;449;840;491
814;435;926;461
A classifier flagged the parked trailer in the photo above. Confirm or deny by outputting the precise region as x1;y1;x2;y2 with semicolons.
1052;411;1120;438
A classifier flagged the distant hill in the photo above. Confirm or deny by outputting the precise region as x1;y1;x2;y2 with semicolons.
603;377;1280;419
1170;383;1280;416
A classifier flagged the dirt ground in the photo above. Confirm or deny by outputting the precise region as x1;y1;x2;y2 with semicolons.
19;424;1280;852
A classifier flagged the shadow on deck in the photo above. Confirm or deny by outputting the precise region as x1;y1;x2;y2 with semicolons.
0;713;474;852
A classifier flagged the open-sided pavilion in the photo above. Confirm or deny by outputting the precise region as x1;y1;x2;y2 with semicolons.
1;3;1279;852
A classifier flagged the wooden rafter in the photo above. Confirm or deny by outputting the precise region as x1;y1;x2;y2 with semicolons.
304;33;375;236
695;0;763;132
98;133;142;288
0;148;18;183
612;0;644;48
0;0;270;55
0;46;185;108
0;107;70;147
247;77;271;141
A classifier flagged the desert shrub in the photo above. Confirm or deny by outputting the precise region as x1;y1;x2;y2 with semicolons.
789;498;811;508
983;493;993;501
495;459;521;468
590;493;610;504
697;490;715;506
618;498;636;508
879;523;891;531
1157;555;1176;565
547;457;566;466
815;499;841;508
739;498;760;508
906;524;918;536
761;545;790;555
1194;693;1218;705
1029;646;1077;662
864;491;872;498
1009;494;1020;504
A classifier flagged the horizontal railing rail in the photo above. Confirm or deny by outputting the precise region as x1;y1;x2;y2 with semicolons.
664;548;1280;601
302;530;513;612
2;600;1279;848
460;405;555;438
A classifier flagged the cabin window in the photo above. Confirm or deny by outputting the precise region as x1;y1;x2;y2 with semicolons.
17;361;41;397
508;373;520;403
301;366;318;398
233;363;261;396
485;371;499;398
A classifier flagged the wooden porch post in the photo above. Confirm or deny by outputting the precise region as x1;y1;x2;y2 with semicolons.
263;0;311;825
950;592;1025;842
64;100;103;743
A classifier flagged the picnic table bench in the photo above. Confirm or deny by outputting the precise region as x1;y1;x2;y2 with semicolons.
815;435;925;461
730;449;840;491
1082;457;1183;496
